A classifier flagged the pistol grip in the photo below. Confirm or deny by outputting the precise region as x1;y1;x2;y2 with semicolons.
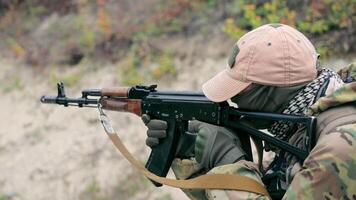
145;119;179;187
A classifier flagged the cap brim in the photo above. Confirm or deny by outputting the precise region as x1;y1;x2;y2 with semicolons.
202;70;251;102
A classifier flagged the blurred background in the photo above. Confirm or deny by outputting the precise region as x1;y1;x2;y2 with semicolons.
0;0;355;200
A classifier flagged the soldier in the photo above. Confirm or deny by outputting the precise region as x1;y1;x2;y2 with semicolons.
143;24;356;199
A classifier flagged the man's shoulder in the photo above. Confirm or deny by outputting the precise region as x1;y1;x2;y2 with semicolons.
309;82;356;116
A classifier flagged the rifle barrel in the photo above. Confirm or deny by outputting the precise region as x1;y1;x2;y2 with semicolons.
40;95;99;106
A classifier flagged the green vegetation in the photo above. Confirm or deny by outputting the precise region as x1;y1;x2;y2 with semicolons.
221;0;354;57
0;0;354;83
0;195;8;200
3;76;24;93
49;69;83;87
78;173;151;200
77;167;152;199
113;173;151;199
119;44;176;85
80;179;108;200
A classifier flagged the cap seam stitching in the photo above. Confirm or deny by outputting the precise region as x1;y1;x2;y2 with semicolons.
246;27;274;83
244;28;269;81
246;43;255;82
276;28;288;86
281;28;291;86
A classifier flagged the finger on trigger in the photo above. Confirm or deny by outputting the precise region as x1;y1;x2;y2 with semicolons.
141;114;151;125
188;120;202;133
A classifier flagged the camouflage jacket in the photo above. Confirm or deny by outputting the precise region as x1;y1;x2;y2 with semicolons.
309;82;356;116
283;70;356;199
172;64;356;200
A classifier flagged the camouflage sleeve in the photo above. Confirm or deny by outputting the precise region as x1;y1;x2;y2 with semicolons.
283;123;356;200
171;158;208;200
171;159;269;200
206;160;268;200
308;82;356;115
337;63;356;83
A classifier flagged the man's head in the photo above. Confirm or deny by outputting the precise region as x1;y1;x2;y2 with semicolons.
203;23;319;103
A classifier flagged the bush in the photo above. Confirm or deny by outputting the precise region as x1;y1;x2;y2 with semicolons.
221;0;355;57
0;0;354;66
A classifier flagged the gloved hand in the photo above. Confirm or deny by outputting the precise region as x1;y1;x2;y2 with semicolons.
141;114;167;148
189;120;246;170
141;114;196;158
141;114;246;170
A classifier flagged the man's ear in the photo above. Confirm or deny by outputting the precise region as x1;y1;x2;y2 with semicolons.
228;45;240;68
316;53;321;69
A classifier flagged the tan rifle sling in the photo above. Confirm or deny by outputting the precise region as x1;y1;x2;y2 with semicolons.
99;111;271;199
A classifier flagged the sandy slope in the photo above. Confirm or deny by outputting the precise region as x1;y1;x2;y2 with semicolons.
0;51;227;200
0;48;354;200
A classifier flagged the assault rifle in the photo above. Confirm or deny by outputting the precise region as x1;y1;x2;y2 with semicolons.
41;82;316;197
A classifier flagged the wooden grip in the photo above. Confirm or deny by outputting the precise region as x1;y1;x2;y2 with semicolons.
101;87;130;97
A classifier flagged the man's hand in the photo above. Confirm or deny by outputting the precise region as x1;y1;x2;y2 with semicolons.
189;120;246;170
141;114;167;148
141;115;246;170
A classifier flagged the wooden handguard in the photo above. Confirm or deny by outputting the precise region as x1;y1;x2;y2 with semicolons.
100;98;142;116
101;87;130;97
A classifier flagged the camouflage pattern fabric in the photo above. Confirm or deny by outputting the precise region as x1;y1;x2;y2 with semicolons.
171;158;269;200
171;158;207;200
206;161;268;200
337;63;356;83
309;82;356;115
282;82;356;199
283;123;356;199
174;122;356;200
170;66;356;200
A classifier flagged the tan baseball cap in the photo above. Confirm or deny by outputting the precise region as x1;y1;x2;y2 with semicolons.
202;23;318;102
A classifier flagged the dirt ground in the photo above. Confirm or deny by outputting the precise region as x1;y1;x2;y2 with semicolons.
0;47;227;200
0;47;354;200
